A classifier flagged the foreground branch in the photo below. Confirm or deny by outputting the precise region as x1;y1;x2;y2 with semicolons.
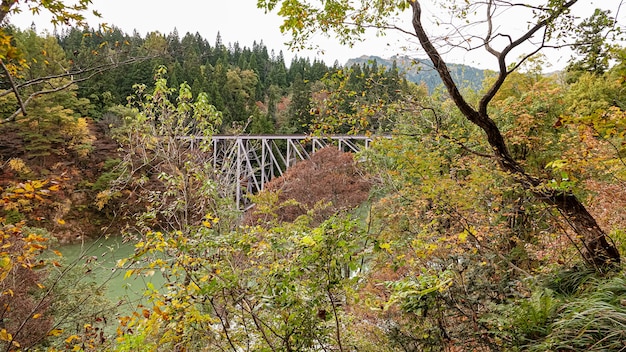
1;55;153;123
0;59;27;117
410;0;620;270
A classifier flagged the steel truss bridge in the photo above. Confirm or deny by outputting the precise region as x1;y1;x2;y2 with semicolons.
193;135;378;209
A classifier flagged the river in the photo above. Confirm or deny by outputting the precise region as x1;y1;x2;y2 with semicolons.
55;236;165;315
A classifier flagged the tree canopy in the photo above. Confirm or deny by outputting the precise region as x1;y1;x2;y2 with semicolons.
260;0;623;268
0;0;625;350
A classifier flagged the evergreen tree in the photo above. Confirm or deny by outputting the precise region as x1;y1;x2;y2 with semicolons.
567;8;618;77
268;50;287;87
167;28;182;59
288;72;312;133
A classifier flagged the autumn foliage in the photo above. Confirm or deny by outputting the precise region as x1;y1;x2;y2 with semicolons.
245;146;371;225
0;0;625;349
0;180;60;350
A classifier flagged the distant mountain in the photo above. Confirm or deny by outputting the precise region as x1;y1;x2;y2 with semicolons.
345;55;486;93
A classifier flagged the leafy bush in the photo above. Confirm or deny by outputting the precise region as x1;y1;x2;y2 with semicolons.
91;158;123;192
485;287;561;349
244;146;371;226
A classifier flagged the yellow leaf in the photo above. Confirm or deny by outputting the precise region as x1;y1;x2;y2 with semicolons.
0;262;12;282
65;335;80;344
23;182;34;192
458;231;468;243
32;313;42;319
0;255;11;267
124;269;134;279
48;184;60;192
56;219;66;225
31;179;47;188
48;328;64;337
0;329;12;341
301;236;316;246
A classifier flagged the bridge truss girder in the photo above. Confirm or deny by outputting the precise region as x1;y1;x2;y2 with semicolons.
206;135;374;209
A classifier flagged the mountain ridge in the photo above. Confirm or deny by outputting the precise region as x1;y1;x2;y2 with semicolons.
345;55;486;92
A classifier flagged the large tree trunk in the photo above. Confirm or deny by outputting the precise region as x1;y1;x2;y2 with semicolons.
541;190;621;268
410;1;620;270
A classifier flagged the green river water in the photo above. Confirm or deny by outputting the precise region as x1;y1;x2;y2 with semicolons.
56;236;165;315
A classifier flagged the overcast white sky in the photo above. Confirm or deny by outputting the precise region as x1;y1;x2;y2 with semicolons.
7;0;624;71
9;0;403;67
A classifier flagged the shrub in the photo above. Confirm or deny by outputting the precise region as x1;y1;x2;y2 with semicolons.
245;146;371;225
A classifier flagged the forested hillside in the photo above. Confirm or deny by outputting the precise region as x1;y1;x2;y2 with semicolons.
0;24;414;240
0;0;625;351
51;26;414;134
346;55;485;92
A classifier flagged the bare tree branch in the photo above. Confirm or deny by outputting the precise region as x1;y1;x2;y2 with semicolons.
0;55;152;123
0;58;27;117
484;0;502;58
479;0;578;115
410;0;620;269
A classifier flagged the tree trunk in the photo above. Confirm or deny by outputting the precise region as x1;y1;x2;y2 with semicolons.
410;1;620;270
540;189;620;268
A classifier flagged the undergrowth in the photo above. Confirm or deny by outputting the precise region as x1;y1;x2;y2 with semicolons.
532;273;626;351
490;267;626;351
